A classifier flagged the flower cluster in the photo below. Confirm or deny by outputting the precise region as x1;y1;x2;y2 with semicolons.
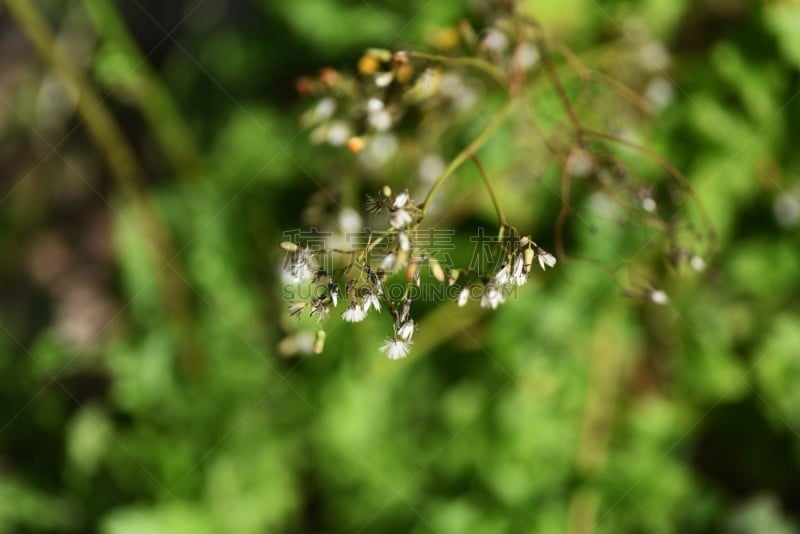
281;2;715;359
281;184;557;359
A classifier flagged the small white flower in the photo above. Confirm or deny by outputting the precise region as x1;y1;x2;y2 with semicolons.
380;337;412;360
397;320;415;341
690;255;706;272
381;253;396;270
363;291;381;313
329;283;339;307
537;249;557;270
338;207;362;234
650;290;669;305
480;285;505;310
342;302;366;322
642;197;657;213
515;43;540;70
314;97;337;121
494;264;511;286
375;72;394;88
483;29;509;53
287;247;315;283
393;190;410;209
366;97;384;113
511;254;527;286
398;231;410;252
457;288;470;307
390;209;413;229
326;121;351;146
368;109;392;131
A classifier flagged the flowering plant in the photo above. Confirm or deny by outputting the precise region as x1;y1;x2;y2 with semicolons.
281;1;714;359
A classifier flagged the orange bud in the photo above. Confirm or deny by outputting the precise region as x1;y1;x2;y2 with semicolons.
319;67;339;86
358;55;380;75
347;136;365;153
396;63;414;84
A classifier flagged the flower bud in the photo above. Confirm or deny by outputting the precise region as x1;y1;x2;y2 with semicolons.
313;330;326;354
430;257;445;282
523;247;535;272
448;269;460;286
347;136;365;153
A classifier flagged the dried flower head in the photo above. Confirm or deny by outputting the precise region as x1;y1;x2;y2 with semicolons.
380;337;413;360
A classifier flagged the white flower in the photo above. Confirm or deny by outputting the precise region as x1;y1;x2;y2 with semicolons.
313;97;337;121
650;290;669;305
342;302;366;322
326;121;351;146
480;285;505;310
390;209;413;229
537;249;557;270
398;231;410;252
642;197;657;213
515;43;540;70
366;97;384;113
690;255;706;272
510;254;528;286
483;29;509;53
363;291;381;313
338;207;362;234
457;288;470;307
375;72;394;87
381;253;396;271
380;337;412;360
393;190;410;209
494;264;511;286
368;109;392;131
287;247;315;283
328;283;339;307
397;320;415;341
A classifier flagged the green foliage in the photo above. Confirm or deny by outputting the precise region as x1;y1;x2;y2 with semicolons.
1;0;800;532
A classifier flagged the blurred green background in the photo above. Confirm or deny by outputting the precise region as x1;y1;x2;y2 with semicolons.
2;0;800;532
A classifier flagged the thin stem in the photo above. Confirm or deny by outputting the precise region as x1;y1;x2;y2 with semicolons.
582;128;717;250
555;161;572;262
4;0;204;377
82;0;204;179
549;38;652;116
420;98;515;214
537;35;583;141
409;51;508;90
470;154;507;227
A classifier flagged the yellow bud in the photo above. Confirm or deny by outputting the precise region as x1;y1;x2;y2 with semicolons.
280;241;299;252
436;27;461;51
523;248;535;271
358;55;380;75
313;330;326;354
430;257;445;282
